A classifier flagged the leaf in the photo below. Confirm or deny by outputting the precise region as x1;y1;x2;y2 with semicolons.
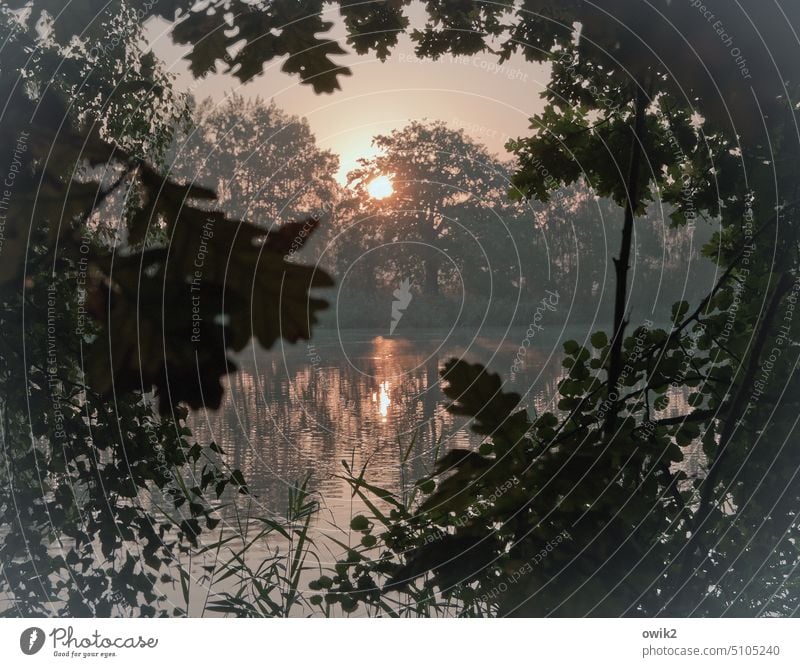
86;182;332;410
590;331;608;349
671;300;690;324
439;359;526;436
167;1;353;94
385;534;498;592
350;515;369;531
416;478;436;494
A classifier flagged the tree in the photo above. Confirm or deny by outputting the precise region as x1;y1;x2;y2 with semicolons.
171;96;341;227
0;6;333;410
5;0;800;618
347;121;523;306
307;3;800;617
0;1;335;616
0;6;250;617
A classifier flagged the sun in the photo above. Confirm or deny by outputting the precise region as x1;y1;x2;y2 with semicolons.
367;175;393;200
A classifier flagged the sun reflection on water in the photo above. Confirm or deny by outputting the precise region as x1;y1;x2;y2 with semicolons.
372;380;391;420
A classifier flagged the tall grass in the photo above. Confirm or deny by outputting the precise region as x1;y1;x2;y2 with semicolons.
161;433;490;618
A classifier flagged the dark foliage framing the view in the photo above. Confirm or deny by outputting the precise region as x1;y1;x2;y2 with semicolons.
309;1;800;617
0;2;332;615
1;0;799;617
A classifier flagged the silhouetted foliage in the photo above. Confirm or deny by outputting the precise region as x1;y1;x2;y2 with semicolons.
3;0;800;619
309;2;800;617
0;1;332;615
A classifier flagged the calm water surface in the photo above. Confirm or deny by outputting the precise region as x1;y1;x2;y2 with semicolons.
191;329;565;520
190;327;696;523
179;327;698;613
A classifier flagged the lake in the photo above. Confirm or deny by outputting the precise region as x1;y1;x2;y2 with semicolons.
190;324;700;520
177;326;698;614
190;328;570;521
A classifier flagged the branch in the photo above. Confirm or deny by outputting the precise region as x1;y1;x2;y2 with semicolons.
607;85;649;395
604;84;650;443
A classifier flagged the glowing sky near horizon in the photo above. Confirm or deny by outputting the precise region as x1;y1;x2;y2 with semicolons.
145;4;550;184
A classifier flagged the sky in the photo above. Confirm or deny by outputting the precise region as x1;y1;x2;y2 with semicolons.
145;4;550;183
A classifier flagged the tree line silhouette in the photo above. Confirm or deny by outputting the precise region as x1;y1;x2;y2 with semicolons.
171;99;715;332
